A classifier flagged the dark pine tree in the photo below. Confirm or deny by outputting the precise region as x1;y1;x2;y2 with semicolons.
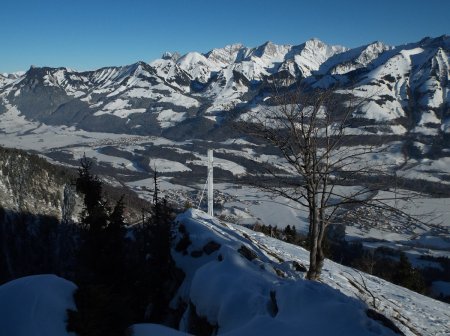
393;253;426;293
67;156;131;336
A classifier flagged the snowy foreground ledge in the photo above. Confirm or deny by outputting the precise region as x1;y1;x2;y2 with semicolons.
0;210;448;336
135;209;449;336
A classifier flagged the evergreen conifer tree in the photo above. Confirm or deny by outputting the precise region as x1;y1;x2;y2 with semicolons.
68;156;131;336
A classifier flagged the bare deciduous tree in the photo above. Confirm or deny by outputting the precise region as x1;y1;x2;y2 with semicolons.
240;86;420;280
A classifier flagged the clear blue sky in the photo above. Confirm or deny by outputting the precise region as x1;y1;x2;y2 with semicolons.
1;0;449;73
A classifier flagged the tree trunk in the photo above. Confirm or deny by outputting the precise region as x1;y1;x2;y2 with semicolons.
306;192;328;281
306;201;321;280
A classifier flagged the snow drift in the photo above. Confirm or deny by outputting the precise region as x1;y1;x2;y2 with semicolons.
0;274;77;336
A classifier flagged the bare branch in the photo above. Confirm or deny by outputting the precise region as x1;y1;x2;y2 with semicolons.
236;84;423;280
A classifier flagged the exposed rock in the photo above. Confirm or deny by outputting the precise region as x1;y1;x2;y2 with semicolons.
202;241;221;255
366;309;405;335
238;245;258;261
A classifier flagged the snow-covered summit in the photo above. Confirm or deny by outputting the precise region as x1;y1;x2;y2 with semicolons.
161;51;181;61
318;41;391;75
177;52;221;83
288;38;347;77
205;43;247;67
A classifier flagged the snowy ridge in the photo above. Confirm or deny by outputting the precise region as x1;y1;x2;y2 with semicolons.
205;44;247;67
165;209;449;336
318;41;391;75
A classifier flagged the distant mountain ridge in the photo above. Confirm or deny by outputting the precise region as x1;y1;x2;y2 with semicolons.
0;36;448;145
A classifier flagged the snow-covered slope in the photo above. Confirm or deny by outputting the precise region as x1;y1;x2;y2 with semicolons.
0;275;76;336
139;209;448;336
340;37;449;133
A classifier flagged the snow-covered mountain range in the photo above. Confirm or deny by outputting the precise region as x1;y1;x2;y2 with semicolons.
0;36;448;140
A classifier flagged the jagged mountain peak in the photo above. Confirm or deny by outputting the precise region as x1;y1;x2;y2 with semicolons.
317;40;392;75
125;61;152;76
161;51;181;61
363;40;391;52
205;43;247;67
177;51;211;66
303;37;327;48
25;65;79;75
248;40;292;63
25;65;63;76
301;37;346;53
176;52;220;83
285;38;347;78
418;35;450;49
